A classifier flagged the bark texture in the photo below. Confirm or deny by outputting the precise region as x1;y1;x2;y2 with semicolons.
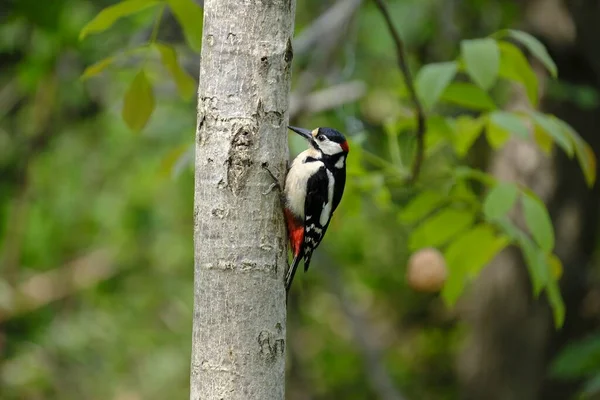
191;1;295;399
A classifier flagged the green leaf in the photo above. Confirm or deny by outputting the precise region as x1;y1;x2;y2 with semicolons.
533;124;554;155
551;335;600;378
399;190;447;223
548;253;563;279
574;136;597;188
415;61;458;111
461;38;500;90
155;43;196;100
518;232;547;295
440;82;497;111
408;208;476;250
166;0;203;51
483;182;519;221
499;29;558;78
493;219;518;243
498;42;539;106
454;166;498;187
521;193;554;252
489;111;530;139
546;277;565;328
81;56;115;79
442;224;509;306
451;115;485;157
555;119;597;187
496;216;554;296
485;116;510;149
485;111;532;149
80;0;158;40
530;112;574;156
425;116;455;150
450;181;480;206
122;69;155;132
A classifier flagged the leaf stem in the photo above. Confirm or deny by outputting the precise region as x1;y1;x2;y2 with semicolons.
150;4;165;44
372;0;426;183
144;4;165;64
385;124;404;168
360;148;410;179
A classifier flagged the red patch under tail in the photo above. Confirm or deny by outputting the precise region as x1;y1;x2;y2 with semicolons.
284;208;304;257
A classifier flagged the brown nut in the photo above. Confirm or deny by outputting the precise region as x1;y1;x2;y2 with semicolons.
406;247;448;292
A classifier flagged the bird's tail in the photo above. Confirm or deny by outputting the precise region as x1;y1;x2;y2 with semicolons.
285;254;302;295
303;251;312;272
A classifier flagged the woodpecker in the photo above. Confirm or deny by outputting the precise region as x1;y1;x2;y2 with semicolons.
283;125;349;293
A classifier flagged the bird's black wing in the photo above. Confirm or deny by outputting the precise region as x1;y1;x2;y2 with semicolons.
331;167;346;213
302;165;332;271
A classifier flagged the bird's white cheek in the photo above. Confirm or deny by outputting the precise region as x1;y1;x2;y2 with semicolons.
320;141;343;155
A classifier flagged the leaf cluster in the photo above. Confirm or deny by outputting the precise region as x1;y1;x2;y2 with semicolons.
80;0;202;131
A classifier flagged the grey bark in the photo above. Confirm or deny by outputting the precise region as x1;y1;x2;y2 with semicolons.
190;1;295;399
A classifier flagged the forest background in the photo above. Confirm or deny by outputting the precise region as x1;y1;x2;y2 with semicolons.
2;0;600;399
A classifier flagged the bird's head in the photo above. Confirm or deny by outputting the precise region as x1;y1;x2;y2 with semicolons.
288;126;349;156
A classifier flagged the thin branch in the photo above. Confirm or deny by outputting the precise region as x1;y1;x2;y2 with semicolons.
293;0;363;57
289;81;367;119
372;0;426;183
289;0;363;122
0;248;116;322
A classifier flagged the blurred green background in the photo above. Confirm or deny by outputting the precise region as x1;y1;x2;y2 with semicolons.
2;0;600;399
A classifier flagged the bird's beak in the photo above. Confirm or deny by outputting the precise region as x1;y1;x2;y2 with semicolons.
287;126;313;141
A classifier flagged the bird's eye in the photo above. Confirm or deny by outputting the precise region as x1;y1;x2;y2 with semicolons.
317;134;326;141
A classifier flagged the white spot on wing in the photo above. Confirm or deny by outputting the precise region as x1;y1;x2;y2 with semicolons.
320;169;334;226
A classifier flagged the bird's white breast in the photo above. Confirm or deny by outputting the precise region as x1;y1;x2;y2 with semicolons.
285;149;323;219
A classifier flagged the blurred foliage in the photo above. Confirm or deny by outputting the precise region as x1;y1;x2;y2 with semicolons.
80;0;201;131
1;0;599;399
1;0;195;398
82;0;595;328
551;334;600;398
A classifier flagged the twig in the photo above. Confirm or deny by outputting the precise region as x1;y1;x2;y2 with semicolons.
290;0;363;121
372;0;426;183
0;248;116;322
289;81;367;118
293;0;363;57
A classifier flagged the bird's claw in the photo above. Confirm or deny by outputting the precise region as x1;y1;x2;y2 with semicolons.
262;162;283;194
263;182;279;195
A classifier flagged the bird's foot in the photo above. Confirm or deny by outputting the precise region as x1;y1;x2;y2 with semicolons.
262;162;283;195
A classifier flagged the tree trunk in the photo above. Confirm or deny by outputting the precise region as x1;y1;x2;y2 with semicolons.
190;1;295;399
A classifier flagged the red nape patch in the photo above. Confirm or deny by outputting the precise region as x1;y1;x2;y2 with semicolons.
340;141;349;152
284;208;304;256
